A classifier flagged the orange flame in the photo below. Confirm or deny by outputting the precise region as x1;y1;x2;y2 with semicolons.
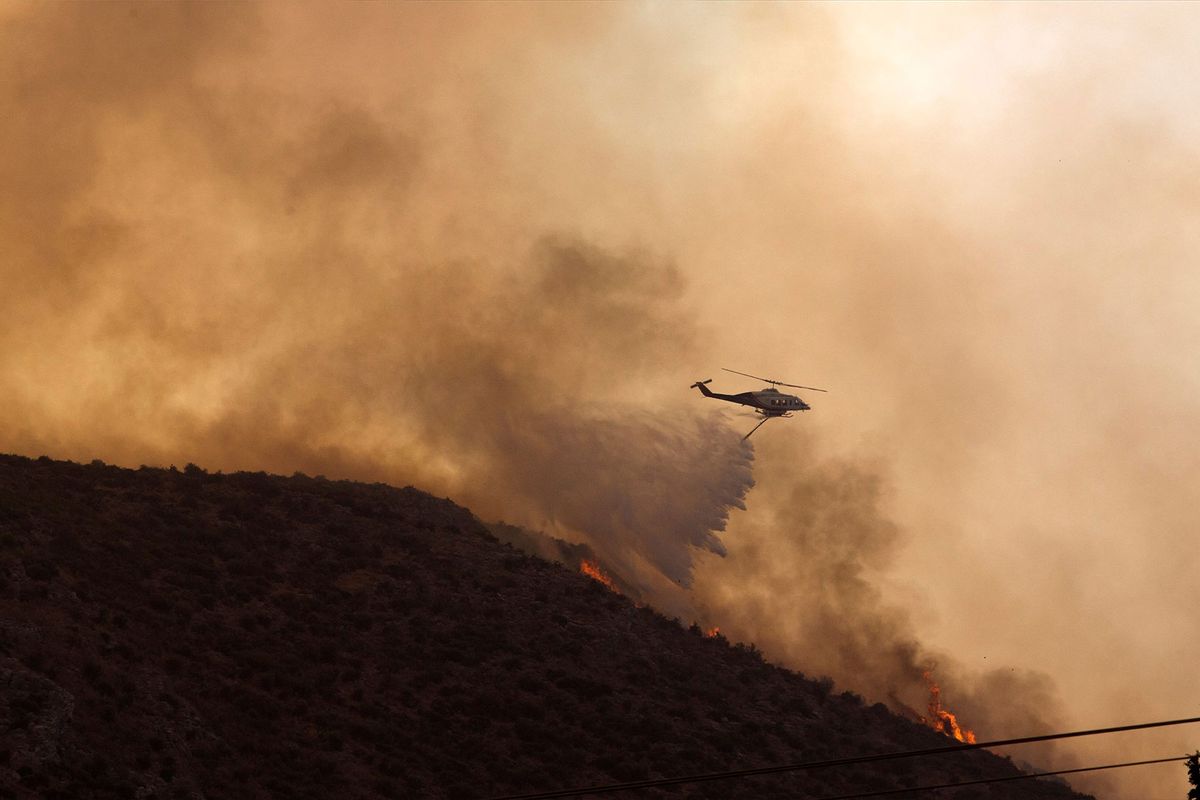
704;626;720;638
580;559;618;592
921;670;976;744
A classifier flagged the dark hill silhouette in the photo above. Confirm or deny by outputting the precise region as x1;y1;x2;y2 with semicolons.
0;454;1091;799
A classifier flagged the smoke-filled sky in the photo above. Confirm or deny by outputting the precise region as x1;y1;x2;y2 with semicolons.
4;4;1199;797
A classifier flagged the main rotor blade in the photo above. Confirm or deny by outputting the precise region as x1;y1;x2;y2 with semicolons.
722;367;828;392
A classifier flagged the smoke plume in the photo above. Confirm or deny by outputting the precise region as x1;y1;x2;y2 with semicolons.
693;431;1072;736
0;3;753;590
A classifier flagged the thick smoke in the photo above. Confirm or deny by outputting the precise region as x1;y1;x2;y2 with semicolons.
0;4;752;590
692;432;1073;767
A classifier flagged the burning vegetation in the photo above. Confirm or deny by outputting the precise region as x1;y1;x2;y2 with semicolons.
577;560;979;748
579;558;619;592
921;670;977;744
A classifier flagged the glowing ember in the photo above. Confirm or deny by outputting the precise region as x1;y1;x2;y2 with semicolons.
921;670;976;744
704;626;720;638
579;559;618;592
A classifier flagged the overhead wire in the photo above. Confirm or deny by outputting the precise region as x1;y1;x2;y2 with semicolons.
812;754;1189;800
483;714;1200;800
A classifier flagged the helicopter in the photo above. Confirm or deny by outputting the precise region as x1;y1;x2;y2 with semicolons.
691;368;827;440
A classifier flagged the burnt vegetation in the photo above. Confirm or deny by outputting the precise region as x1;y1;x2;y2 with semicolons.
0;454;1090;799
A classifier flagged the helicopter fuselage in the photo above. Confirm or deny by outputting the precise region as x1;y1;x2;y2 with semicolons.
690;382;809;416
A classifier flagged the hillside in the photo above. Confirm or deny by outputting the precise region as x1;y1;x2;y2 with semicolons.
0;454;1092;799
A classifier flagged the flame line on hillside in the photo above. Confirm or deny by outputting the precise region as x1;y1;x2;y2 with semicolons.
579;559;618;592
919;670;976;743
483;716;1200;799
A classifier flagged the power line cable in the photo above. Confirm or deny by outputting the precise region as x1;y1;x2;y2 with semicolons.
813;754;1188;800
483;714;1200;800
